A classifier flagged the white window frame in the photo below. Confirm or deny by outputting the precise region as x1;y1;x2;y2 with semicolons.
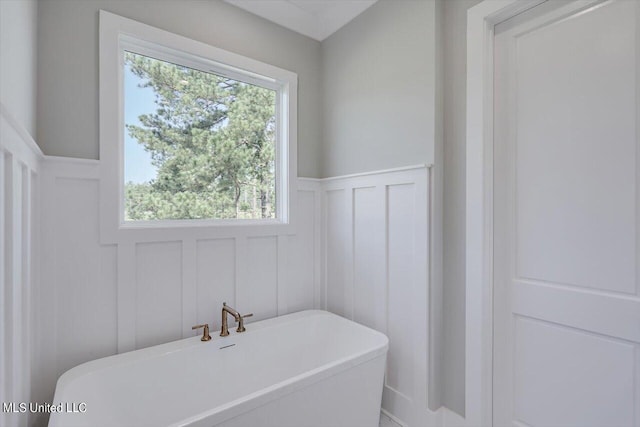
99;10;297;244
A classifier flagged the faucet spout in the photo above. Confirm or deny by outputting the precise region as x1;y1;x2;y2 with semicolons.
220;302;240;336
220;302;253;336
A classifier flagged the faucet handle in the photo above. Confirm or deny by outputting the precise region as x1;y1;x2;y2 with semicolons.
192;323;212;341
237;313;253;333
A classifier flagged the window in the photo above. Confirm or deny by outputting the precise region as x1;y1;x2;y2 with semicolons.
99;11;297;241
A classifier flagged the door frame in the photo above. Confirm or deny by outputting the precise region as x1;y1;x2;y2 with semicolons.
464;1;546;425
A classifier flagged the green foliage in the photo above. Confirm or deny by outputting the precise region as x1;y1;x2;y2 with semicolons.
124;51;276;221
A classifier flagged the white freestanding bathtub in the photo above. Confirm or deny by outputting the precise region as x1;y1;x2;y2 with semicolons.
49;310;388;427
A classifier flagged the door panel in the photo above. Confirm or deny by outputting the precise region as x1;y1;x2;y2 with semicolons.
493;1;640;425
514;0;637;294
513;317;635;427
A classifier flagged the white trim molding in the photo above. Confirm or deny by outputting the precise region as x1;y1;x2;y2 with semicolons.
0;102;43;170
317;164;431;182
317;165;439;426
0;103;42;427
465;1;546;426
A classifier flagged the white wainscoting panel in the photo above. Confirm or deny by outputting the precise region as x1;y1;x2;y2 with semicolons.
52;177;118;373
386;183;417;398
285;188;318;312
196;238;236;325
320;165;438;427
135;241;183;349
325;188;349;318
34;158;322;425
1;104;41;427
34;158;120;427
241;236;278;321
33;159;446;427
353;186;386;333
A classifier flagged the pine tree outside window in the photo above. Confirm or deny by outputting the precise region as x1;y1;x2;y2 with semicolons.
123;51;278;221
98;11;297;242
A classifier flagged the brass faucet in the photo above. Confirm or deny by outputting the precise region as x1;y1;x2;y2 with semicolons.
220;302;253;336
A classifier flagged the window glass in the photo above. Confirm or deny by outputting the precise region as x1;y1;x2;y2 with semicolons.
123;51;277;221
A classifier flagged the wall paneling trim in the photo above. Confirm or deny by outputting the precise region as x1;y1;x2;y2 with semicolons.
319;165;441;426
1;103;41;427
35;157;322;424
31;159;447;427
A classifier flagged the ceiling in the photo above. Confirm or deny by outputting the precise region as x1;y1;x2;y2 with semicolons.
224;0;378;41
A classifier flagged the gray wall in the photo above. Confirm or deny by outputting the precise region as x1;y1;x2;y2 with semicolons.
1;0;38;137
320;0;451;414
36;0;323;178
442;0;483;417
320;0;436;178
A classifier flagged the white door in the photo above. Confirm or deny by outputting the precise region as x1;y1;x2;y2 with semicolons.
493;0;640;425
